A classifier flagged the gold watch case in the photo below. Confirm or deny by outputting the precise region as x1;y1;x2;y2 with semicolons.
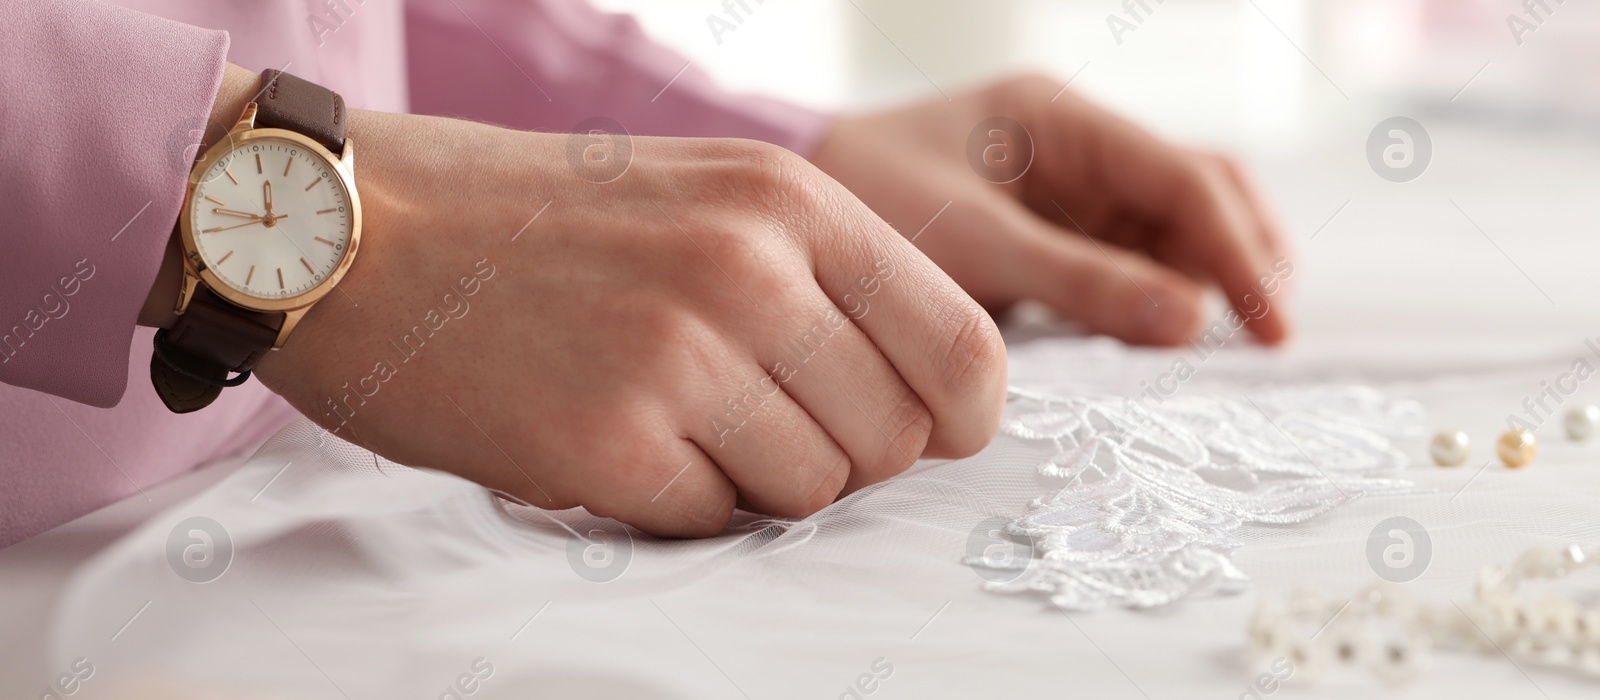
175;103;362;348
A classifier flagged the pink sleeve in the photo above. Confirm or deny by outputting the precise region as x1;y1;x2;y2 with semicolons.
403;0;833;155
0;0;228;408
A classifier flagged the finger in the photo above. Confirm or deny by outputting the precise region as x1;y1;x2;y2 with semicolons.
796;181;1007;460
584;433;736;539
1173;159;1291;344
1029;96;1288;344
689;361;851;518
1005;205;1205;345
1211;153;1294;281
755;289;934;492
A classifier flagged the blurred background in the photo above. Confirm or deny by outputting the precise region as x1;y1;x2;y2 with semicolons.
593;0;1600;149
595;0;1600;360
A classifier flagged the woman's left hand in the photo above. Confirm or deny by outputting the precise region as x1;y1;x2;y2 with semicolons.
811;74;1293;346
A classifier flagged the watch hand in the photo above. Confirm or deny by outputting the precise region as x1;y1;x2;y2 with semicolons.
263;180;274;217
212;208;264;220
200;220;266;233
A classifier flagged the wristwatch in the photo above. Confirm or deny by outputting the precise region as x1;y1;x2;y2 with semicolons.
151;69;362;413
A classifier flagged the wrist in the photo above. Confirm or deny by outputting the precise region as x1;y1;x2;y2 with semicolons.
137;230;184;328
137;63;267;329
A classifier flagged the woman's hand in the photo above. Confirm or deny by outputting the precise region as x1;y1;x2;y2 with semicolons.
811;74;1293;346
252;108;1006;537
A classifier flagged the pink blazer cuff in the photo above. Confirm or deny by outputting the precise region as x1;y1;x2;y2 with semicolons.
0;0;229;407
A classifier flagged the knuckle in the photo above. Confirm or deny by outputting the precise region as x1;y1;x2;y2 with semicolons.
686;223;802;305
693;222;760;268
724;136;793;164
634;306;685;345
633;309;706;372
875;391;934;476
588;440;735;538
736;254;798;302
736;140;830;215
924;306;1006;458
703;139;806;198
692;223;763;266
794;451;851;517
740;138;805;176
676;484;736;537
589;433;663;495
939;304;1006;402
691;139;839;255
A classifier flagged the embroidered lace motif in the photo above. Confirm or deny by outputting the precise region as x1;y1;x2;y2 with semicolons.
969;386;1425;611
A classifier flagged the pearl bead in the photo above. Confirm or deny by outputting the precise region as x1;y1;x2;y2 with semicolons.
1287;637;1334;683
1514;546;1564;578
1566;405;1600;441
1468;600;1512;652
1534;597;1580;641
1429;430;1470;467
1370;637;1429;686
1249;603;1292;658
1564;544;1589;568
1325;622;1374;666
1497;429;1537;468
1579;608;1600;643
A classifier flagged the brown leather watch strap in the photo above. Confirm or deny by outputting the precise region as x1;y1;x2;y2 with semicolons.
151;288;285;412
255;69;345;153
151;69;344;413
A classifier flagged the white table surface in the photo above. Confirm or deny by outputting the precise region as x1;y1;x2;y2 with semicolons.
5;124;1600;700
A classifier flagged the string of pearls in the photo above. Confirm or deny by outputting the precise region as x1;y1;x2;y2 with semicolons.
1249;544;1600;686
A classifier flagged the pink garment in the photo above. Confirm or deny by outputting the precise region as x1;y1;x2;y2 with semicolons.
0;0;831;548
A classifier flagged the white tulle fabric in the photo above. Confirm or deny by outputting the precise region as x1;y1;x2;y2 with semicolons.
970;386;1424;611
41;336;1464;699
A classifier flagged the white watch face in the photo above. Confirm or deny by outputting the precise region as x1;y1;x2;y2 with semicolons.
189;137;353;301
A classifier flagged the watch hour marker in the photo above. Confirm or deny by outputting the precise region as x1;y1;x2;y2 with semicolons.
255;153;262;174
316;208;337;215
224;167;238;185
217;250;234;264
201;227;222;233
304;177;320;192
246;265;255;286
300;257;315;274
277;268;285;290
284;157;293;177
204;195;226;205
314;236;336;246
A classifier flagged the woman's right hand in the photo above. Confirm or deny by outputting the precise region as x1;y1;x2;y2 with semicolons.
250;101;1007;537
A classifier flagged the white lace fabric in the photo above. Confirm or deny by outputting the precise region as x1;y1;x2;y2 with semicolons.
969;386;1425;611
